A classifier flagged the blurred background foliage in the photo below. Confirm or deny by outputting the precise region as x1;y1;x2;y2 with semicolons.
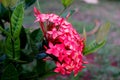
27;0;120;80
0;0;120;80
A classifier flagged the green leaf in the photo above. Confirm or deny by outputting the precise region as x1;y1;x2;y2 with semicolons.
96;22;110;43
11;3;24;38
1;0;18;8
5;37;20;60
1;63;18;80
30;39;39;54
5;3;24;60
61;0;73;8
83;40;106;55
30;29;43;42
26;29;40;55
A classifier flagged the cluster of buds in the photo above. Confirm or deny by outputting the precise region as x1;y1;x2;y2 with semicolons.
34;7;87;76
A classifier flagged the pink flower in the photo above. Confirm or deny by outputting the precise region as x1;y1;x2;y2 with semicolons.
54;62;66;75
34;7;87;76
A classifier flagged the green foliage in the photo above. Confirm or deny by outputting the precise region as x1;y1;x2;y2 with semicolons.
1;0;18;8
83;22;110;55
1;64;18;80
11;3;24;38
61;0;73;8
5;37;20;59
36;60;46;75
0;0;109;80
5;3;24;60
25;29;40;55
83;40;106;55
96;22;110;43
30;29;43;42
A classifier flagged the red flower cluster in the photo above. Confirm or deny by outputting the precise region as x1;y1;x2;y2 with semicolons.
34;7;86;76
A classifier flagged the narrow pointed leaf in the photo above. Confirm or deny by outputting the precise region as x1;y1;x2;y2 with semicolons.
11;3;24;38
1;63;18;80
83;40;106;55
96;22;110;43
5;3;24;60
1;0;18;8
61;0;73;8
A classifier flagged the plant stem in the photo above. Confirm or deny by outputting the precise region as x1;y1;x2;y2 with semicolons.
59;8;66;16
10;24;15;59
37;0;41;10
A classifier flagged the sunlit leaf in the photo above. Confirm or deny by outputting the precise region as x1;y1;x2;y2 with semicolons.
1;0;18;8
11;3;24;38
1;63;18;80
83;40;106;55
5;3;24;60
96;22;110;43
61;0;73;8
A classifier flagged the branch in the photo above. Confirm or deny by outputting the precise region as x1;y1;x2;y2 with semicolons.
87;19;101;36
